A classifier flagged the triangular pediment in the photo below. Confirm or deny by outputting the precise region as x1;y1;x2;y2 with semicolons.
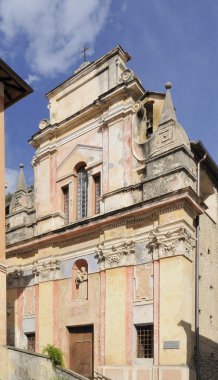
57;144;102;180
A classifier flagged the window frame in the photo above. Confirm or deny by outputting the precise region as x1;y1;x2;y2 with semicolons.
62;185;70;223
93;173;101;215
25;332;35;352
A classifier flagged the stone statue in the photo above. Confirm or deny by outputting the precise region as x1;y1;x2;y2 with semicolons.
75;267;88;299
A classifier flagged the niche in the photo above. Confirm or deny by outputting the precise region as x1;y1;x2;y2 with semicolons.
72;259;88;300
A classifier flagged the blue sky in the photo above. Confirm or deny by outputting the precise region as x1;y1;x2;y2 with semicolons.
1;0;218;192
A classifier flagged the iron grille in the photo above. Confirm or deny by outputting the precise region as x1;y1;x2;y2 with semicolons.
26;333;35;352
136;324;153;358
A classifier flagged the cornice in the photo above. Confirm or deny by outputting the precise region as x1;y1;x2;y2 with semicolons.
32;99;135;160
6;207;35;219
46;45;132;98
6;219;196;278
36;211;65;223
29;82;140;149
142;165;196;184
6;187;204;257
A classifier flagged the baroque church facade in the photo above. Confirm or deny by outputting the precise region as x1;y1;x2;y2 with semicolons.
5;46;218;380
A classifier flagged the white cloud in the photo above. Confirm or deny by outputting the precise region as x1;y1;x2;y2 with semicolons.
25;74;40;85
0;0;111;77
5;168;19;194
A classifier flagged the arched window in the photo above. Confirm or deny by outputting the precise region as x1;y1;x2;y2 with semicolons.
145;101;154;139
77;166;88;219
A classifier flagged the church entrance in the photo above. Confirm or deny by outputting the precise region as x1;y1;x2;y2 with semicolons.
68;325;93;378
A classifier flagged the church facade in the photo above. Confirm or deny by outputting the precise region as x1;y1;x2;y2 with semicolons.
6;46;218;380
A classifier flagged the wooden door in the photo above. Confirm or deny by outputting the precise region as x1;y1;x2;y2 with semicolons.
69;325;93;378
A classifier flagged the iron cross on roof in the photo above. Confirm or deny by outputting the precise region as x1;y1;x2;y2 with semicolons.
81;45;89;62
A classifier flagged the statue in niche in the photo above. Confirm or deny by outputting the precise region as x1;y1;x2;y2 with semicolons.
75;267;88;299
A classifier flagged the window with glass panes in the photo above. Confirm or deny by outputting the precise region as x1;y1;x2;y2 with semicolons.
77;166;88;219
94;174;100;214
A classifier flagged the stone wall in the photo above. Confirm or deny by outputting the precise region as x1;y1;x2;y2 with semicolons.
0;346;88;380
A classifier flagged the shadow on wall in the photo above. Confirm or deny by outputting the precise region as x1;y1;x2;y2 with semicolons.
180;320;218;380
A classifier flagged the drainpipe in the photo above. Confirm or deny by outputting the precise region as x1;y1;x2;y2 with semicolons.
195;154;206;380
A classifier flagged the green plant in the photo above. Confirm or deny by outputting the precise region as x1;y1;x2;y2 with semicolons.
43;344;64;367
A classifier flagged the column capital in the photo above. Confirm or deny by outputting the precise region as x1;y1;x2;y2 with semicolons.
0;263;7;274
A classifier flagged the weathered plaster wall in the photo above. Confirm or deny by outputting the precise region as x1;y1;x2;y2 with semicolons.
105;267;126;365
0;346;88;380
159;256;193;365
38;281;53;351
48;53;125;125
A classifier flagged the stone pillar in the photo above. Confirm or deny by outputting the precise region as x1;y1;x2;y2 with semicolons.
0;82;6;345
102;124;109;194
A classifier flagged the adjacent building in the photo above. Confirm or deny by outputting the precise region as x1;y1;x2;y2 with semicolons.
0;59;32;347
6;46;218;380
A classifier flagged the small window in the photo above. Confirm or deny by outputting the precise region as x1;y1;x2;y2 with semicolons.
62;186;69;223
136;324;153;358
5;204;10;216
26;332;35;352
145;101;154;139
77;166;88;219
94;174;101;214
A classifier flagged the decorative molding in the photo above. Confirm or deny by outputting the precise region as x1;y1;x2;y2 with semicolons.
147;226;195;261
56;143;102;174
7;268;24;287
101;201;188;232
0;263;7;274
32;91;135;151
32;144;58;162
58;230;98;247
120;69;134;83
156;123;174;149
32;259;60;283
95;240;135;270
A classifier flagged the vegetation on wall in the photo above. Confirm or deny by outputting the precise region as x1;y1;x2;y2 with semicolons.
43;344;64;368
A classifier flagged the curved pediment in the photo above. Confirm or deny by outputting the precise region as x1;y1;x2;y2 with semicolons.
57;144;102;180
